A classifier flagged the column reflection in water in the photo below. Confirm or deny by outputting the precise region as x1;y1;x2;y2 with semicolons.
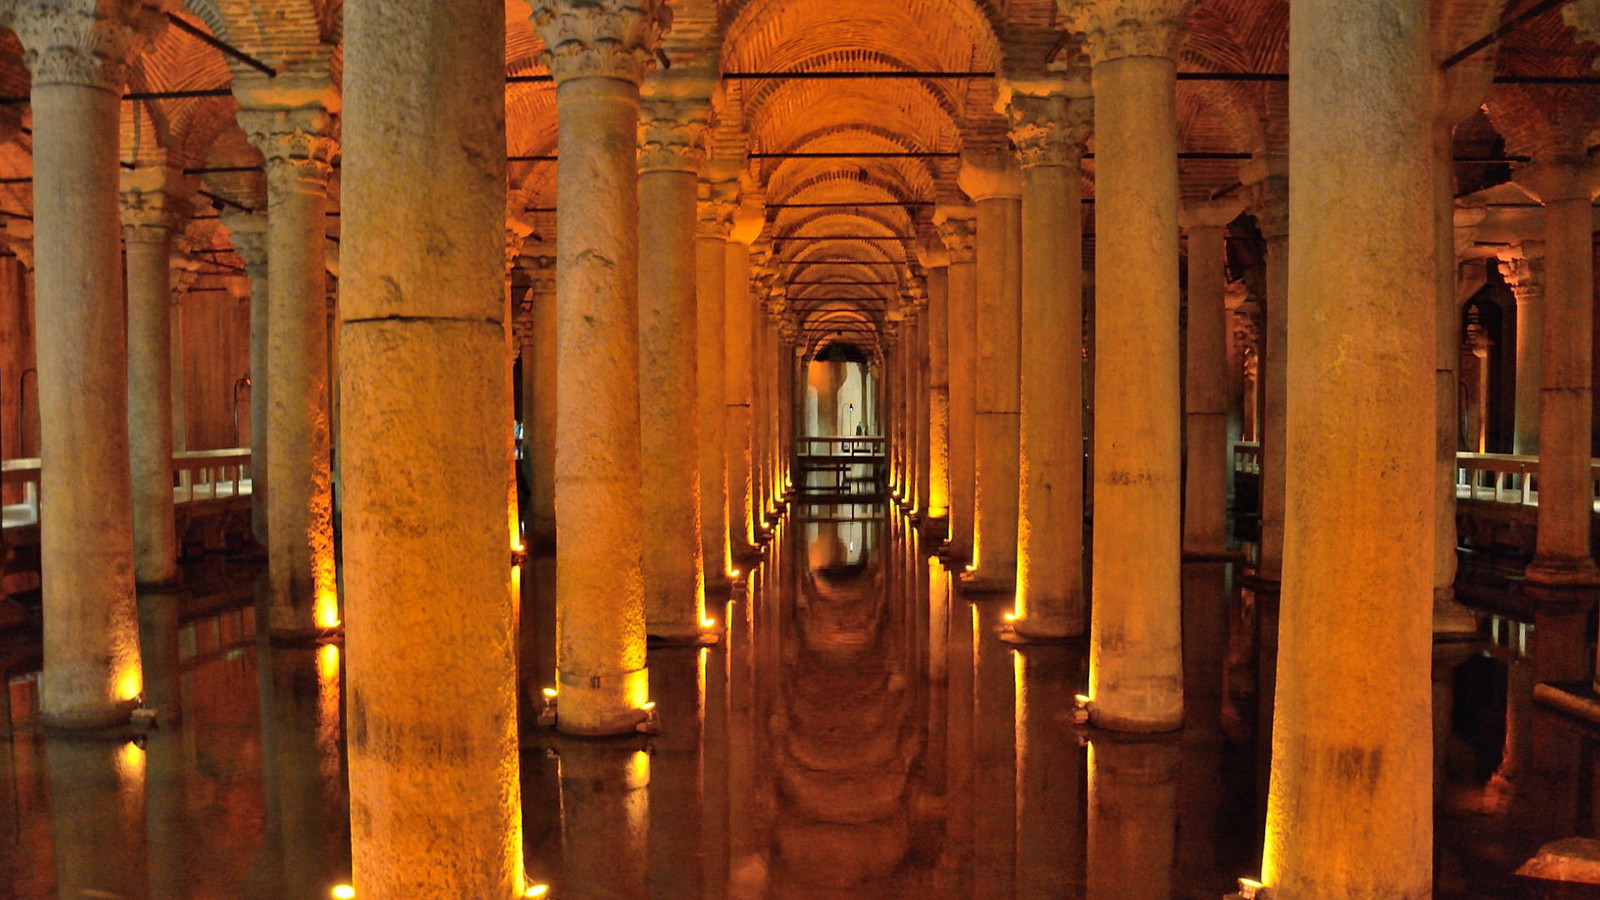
1087;736;1179;900
47;737;147;897
559;742;650;900
728;550;761;898
1014;644;1088;899
648;646;704;898
940;574;975;895
971;601;1016;899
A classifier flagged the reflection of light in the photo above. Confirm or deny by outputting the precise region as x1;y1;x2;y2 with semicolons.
316;644;342;788
332;886;356;899
116;740;146;782
525;886;550;898
317;643;341;685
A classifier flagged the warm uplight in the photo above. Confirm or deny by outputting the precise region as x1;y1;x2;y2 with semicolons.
525;886;549;899
115;667;143;704
728;569;742;580
332;885;356;899
1237;878;1264;899
314;587;341;630
964;563;977;573
541;687;558;700
641;701;656;711
1002;611;1016;623
701;617;716;629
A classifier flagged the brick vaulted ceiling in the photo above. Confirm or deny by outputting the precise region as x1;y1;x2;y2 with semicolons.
0;0;1589;348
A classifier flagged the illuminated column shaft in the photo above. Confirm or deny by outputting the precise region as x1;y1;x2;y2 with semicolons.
1011;93;1091;637
915;304;932;515
521;254;558;548
534;0;666;734
1068;0;1191;732
697;185;735;580
1253;175;1288;583
725;232;759;559
121;164;181;587
1263;0;1435;895
922;252;952;523
938;209;978;558
238;102;338;636
342;0;522;893
17;2;144;727
1519;162;1600;586
224;213;271;544
638;96;707;640
1504;245;1545;455
959;154;1023;591
1180;201;1238;558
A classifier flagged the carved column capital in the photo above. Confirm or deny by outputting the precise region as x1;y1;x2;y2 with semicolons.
1247;173;1289;241
221;210;268;275
119;162;187;243
1514;157;1600;204
933;206;977;263
638;97;709;174
1007;93;1093;170
1498;242;1546;306
169;253;201;307
527;0;670;86
237;106;338;195
11;0;162;91
696;178;740;238
958;150;1022;202
1058;0;1195;65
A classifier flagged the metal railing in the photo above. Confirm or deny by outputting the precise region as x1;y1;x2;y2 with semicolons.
2;449;253;528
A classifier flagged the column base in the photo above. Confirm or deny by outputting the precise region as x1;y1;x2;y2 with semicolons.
958;568;1016;596
1431;587;1479;635
998;619;1084;645
1524;556;1600;588
1087;704;1184;734
41;697;140;731
731;544;764;568
646;624;723;648
554;665;651;736
264;624;344;649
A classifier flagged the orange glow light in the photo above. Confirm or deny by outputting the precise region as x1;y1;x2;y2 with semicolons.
332;886;356;900
525;887;550;899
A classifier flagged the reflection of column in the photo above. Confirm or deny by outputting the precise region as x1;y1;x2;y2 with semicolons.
1010;92;1091;637
1251;174;1288;583
638;95;709;641
561;743;651;899
649;648;704;897
258;643;348;899
1180;200;1240;558
937;592;975;894
121;161;182;586
342;1;521;893
145;728;189;900
1262;2;1434;895
1516;161;1600;587
698;181;737;582
1500;244;1545;455
223;212;271;544
971;603;1015;900
1016;645;1088;897
237;98;340;636
959;154;1023;592
520;252;558;549
1064;0;1191;732
532;0;668;734
16;0;146;727
936;208;978;560
1087;738;1178;900
47;738;147;897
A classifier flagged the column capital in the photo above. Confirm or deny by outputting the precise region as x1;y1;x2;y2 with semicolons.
958;151;1022;201
527;0;671;86
1179;196;1243;230
237;105;338;194
1247;173;1288;241
169;252;200;307
1513;156;1600;204
119;161;187;243
638;96;709;174
1058;0;1196;65
10;0;162;91
1497;241;1546;305
1007;93;1093;170
916;234;950;269
696;178;739;238
933;205;978;263
728;200;765;246
220;210;268;273
3;219;33;271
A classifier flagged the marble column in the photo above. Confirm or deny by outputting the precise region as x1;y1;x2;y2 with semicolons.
638;94;708;641
726;218;763;563
1251;173;1288;584
16;0;147;727
936;208;978;560
1064;0;1192;731
1501;243;1545;455
531;0;667;734
958;153;1023;593
918;243;952;526
698;181;737;583
1516;159;1600;587
237;99;340;636
1180;199;1240;559
520;251;557;550
121;162;181;587
223;211;270;545
1010;92;1092;638
341;0;522;894
1262;0;1436;895
915;295;933;516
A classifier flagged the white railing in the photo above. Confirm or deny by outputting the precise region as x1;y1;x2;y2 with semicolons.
1455;452;1539;505
1;449;252;529
796;435;887;458
1231;441;1260;475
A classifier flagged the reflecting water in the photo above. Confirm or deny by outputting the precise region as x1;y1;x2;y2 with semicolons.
0;516;1585;897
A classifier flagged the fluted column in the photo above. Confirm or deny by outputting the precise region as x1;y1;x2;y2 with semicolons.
1517;159;1600;587
638;94;708;641
1501;243;1545;455
958;153;1023;593
16;0;149;727
531;0;667;734
237;100;339;637
918;241;952;526
1010;91;1092;638
1180;199;1239;559
1250;173;1288;584
121;162;182;587
726;218;763;563
1261;0;1435;895
1064;0;1191;731
341;0;523;895
520;251;557;550
936;208;978;560
697;181;736;585
223;211;270;544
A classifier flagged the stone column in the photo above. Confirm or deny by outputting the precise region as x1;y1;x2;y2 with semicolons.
1250;173;1288;584
341;0;522;894
237;99;340;637
1517;160;1600;587
698;181;736;584
919;243;952;526
1063;0;1192;731
531;0;667;734
936;209;978;560
1180;199;1240;559
1501;243;1545;455
1010;92;1092;638
121;162;181;587
15;0;148;727
520;251;557;550
638;94;708;641
915;293;933;516
726;218;763;563
958;153;1023;593
1261;0;1435;895
223;211;270;544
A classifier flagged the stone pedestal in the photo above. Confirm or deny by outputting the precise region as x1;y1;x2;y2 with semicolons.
342;0;523;893
1180;199;1241;559
936;209;978;561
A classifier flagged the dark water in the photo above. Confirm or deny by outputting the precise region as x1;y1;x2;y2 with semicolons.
0;511;1587;898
